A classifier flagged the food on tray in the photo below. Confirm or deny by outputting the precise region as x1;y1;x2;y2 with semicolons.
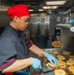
46;60;66;69
68;64;74;74
69;55;74;60
55;69;67;75
63;51;71;55
58;60;66;66
57;55;65;60
69;55;74;58
66;58;74;65
58;60;66;68
52;41;61;47
46;62;60;69
44;49;74;74
52;50;59;55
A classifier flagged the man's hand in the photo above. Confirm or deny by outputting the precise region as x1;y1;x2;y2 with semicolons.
44;52;58;65
31;58;42;69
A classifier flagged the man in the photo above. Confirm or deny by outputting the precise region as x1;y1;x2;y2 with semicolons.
0;4;58;74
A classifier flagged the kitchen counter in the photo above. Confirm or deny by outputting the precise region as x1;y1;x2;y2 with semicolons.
56;23;72;29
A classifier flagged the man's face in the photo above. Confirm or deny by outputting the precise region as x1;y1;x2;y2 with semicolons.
15;15;29;31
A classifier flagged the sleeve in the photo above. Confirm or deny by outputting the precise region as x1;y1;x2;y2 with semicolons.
25;38;33;48
0;38;17;71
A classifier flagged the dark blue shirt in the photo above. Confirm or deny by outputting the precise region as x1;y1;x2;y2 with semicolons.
0;25;32;71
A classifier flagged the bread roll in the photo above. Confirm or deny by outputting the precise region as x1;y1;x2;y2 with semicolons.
46;62;60;69
52;50;59;55
52;41;61;47
57;55;65;60
58;60;66;69
66;58;74;65
63;51;71;55
55;69;66;75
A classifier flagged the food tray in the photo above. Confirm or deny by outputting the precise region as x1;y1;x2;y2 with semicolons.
40;48;74;75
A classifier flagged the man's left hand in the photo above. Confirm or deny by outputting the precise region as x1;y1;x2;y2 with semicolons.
44;52;58;65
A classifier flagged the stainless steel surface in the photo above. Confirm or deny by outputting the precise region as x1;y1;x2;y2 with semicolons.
58;25;74;54
28;16;50;36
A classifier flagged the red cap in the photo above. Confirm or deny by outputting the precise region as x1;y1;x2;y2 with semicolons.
7;4;29;18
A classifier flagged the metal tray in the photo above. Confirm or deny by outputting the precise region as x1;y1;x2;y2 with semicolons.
40;48;73;75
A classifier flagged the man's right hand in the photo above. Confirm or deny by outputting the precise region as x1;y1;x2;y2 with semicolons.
31;58;42;69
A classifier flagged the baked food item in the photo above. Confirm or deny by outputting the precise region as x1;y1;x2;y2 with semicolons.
69;55;74;60
68;64;74;74
52;41;61;47
52;50;59;55
57;55;65;60
58;60;66;66
58;60;66;68
66;58;74;65
63;51;71;55
55;69;66;75
69;55;74;58
46;62;60;69
46;60;66;69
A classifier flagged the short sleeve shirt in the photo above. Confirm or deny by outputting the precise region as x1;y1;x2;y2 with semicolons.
0;25;32;71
